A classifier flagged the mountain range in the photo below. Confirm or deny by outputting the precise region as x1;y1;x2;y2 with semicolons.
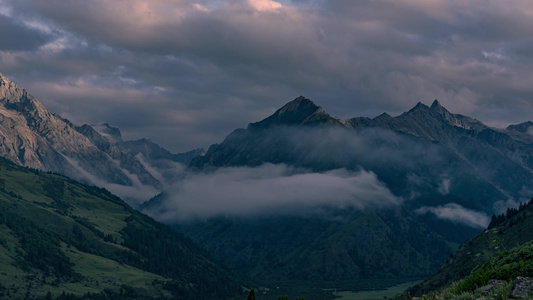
2;72;533;298
0;73;202;205
190;96;533;209
149;96;533;295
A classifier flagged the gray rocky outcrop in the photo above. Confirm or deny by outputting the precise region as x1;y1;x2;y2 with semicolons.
511;277;533;299
479;279;506;293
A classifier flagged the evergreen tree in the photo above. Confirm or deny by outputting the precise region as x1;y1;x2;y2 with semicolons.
247;289;256;300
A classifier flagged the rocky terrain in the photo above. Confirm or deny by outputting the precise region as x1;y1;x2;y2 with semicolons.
0;73;201;204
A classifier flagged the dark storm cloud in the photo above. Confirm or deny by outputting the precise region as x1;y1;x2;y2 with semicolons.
1;0;533;151
0;14;50;50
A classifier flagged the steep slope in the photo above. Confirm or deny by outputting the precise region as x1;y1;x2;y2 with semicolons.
0;157;243;299
408;199;533;296
0;73;201;204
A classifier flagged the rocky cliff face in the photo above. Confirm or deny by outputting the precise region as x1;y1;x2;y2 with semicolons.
0;73;200;204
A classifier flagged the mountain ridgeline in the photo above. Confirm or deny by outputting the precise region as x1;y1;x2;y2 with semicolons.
0;73;202;205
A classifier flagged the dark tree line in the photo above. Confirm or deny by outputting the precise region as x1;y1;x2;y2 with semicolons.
488;198;533;229
0;203;76;278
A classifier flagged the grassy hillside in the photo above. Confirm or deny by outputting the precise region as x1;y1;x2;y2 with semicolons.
398;241;533;300
0;158;244;299
407;199;533;296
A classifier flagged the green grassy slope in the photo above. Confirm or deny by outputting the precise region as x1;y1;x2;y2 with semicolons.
0;158;244;299
399;241;533;300
407;199;533;296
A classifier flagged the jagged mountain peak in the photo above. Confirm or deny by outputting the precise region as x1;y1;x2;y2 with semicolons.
375;112;393;120
399;99;485;132
429;99;453;118
0;72;8;82
0;73;26;103
406;100;448;116
279;95;319;112
249;96;344;129
0;74;52;121
0;73;182;203
270;95;323;123
0;72;22;93
430;99;442;110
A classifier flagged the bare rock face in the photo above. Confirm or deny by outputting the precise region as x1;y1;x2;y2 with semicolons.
0;74;198;204
511;277;533;299
0;74;91;172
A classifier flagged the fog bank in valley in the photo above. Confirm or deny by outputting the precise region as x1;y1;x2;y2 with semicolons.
143;163;401;221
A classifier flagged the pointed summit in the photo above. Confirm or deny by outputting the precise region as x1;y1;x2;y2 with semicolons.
429;99;452;117
0;72;23;102
430;99;442;110
249;96;344;129
276;96;320;119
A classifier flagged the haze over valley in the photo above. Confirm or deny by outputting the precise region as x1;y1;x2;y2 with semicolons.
2;1;533;299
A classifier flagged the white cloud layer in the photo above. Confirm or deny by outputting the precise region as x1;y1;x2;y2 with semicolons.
144;164;401;221
415;203;490;228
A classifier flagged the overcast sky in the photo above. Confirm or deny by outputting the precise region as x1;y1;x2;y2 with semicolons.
1;0;532;152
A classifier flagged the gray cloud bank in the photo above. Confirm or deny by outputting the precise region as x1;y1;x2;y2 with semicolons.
1;0;533;152
143;163;401;221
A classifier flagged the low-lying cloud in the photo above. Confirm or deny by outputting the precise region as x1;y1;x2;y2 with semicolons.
143;163;401;221
415;203;490;229
61;154;160;206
